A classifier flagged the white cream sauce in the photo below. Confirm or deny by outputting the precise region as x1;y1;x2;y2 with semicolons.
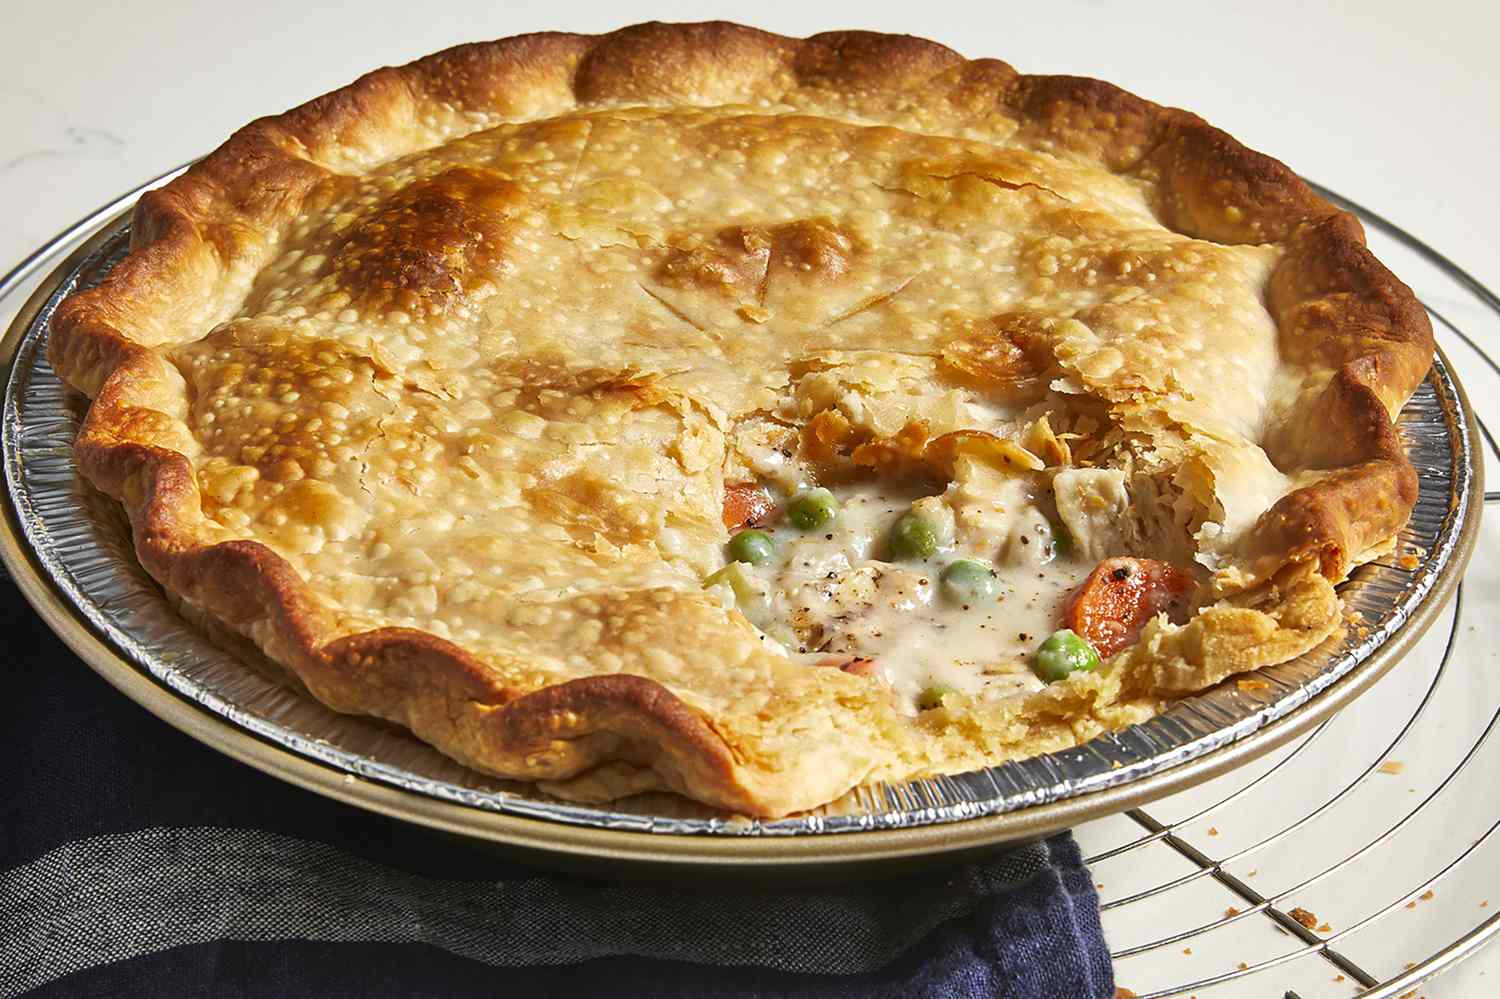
711;480;1088;713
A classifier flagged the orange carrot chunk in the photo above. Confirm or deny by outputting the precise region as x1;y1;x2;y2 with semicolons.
1062;557;1194;657
722;482;775;531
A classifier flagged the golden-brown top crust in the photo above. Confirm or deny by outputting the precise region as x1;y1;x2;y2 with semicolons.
48;22;1433;816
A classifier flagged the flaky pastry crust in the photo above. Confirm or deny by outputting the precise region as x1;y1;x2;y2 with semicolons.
49;22;1432;816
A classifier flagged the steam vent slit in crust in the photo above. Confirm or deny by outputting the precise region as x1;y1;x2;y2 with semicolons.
48;22;1433;817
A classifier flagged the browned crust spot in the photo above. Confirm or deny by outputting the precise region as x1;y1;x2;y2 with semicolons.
46;21;1433;815
1254;212;1433;581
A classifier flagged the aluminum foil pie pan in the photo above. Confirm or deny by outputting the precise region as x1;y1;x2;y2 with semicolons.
0;206;1481;869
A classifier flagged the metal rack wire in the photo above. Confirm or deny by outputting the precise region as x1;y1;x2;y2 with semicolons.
1;176;1495;998
1088;187;1500;997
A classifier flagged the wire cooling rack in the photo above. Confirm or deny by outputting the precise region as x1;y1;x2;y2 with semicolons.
0;174;1494;997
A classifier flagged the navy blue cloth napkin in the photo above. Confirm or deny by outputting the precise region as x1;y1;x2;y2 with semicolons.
0;579;1114;998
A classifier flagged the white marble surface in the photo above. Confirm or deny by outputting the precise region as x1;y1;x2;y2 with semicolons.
3;2;1497;995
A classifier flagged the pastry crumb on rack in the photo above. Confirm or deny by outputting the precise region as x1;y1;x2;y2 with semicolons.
1289;906;1320;930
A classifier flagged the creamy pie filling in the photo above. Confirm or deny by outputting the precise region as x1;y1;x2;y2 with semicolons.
705;479;1089;713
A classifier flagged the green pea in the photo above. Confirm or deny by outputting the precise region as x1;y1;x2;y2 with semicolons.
702;562;757;604
787;487;839;531
939;559;1001;604
1032;629;1102;683
888;513;939;560
917;684;958;710
728;529;776;565
1049;520;1074;560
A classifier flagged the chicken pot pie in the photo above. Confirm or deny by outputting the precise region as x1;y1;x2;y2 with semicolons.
49;22;1433;817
